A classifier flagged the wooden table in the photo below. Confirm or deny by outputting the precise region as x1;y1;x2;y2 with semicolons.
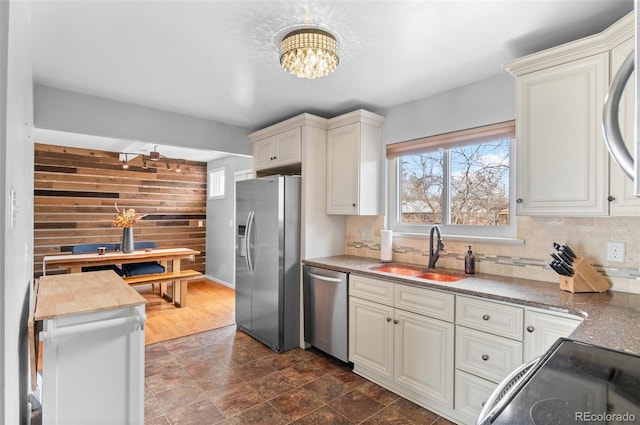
42;247;200;307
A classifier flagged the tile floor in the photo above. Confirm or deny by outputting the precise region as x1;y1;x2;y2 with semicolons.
144;325;457;424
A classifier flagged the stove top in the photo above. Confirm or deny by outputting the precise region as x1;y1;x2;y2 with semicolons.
489;339;640;425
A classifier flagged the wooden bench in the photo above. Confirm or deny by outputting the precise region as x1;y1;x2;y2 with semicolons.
123;269;202;307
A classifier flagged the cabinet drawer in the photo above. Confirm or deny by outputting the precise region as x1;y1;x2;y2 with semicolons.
456;296;524;340
394;284;454;322
455;369;497;423
456;326;523;384
349;274;393;305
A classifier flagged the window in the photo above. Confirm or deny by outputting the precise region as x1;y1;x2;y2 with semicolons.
387;121;516;239
208;167;225;200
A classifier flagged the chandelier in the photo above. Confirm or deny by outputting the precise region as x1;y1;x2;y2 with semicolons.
279;28;339;79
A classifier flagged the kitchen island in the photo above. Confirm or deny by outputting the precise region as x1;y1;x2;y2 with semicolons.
33;270;146;424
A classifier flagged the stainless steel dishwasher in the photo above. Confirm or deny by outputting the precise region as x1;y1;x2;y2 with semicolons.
303;265;348;362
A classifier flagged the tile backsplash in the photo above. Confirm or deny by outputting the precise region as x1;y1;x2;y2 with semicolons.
346;215;640;294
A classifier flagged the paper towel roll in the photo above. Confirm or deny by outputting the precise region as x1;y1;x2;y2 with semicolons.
380;230;393;262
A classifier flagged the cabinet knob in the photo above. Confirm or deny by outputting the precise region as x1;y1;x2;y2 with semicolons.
352;203;357;207
482;314;490;321
516;198;523;204
386;317;392;322
608;195;616;202
482;354;489;361
393;319;399;325
526;326;535;333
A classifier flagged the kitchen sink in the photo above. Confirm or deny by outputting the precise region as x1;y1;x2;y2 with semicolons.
414;272;463;282
371;264;464;282
371;265;424;276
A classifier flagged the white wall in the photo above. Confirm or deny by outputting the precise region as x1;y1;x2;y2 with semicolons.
206;156;252;287
33;84;252;156
1;1;35;423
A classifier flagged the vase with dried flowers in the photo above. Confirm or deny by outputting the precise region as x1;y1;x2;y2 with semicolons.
112;204;147;253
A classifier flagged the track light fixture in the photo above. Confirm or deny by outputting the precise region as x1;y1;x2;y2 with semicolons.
121;153;130;169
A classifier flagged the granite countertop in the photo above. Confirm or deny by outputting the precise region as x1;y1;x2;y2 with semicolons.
303;255;640;356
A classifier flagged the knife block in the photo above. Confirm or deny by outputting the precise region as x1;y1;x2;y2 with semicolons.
558;257;610;293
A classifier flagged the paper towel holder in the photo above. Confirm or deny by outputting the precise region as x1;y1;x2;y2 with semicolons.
380;229;393;262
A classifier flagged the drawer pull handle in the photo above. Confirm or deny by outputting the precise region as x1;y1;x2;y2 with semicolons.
526;326;535;333
482;354;489;361
386;317;392;322
393;320;399;324
482;314;490;321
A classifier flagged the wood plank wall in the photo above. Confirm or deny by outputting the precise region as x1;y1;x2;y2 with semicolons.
34;143;207;277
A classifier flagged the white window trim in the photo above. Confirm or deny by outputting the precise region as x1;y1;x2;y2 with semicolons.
208;167;226;200
387;138;518;241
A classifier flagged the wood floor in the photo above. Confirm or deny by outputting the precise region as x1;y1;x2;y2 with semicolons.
138;278;235;345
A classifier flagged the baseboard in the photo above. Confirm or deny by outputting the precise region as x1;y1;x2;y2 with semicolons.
204;274;234;289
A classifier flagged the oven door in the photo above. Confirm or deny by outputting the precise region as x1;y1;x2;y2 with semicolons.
477;339;640;425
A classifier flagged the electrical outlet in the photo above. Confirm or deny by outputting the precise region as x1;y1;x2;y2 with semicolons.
606;241;625;263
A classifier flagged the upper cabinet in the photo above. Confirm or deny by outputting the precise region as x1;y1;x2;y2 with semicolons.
253;127;301;172
326;110;384;215
504;13;634;216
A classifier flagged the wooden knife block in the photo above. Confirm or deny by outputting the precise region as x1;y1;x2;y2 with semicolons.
558;257;610;293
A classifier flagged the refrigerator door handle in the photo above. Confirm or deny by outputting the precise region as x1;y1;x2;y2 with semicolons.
246;210;255;274
307;272;343;283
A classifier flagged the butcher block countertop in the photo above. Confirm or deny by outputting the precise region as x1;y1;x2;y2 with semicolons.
34;270;146;321
303;255;640;356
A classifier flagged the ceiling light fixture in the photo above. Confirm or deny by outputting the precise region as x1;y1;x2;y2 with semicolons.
121;153;130;169
280;28;339;79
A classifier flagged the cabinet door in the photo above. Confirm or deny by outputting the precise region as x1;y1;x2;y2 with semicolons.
394;309;454;407
523;310;582;362
253;137;276;170
274;128;301;165
609;37;640;215
349;296;394;380
327;123;360;214
516;52;609;216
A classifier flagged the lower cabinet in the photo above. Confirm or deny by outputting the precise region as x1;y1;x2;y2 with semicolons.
348;278;583;425
349;275;455;411
523;308;582;362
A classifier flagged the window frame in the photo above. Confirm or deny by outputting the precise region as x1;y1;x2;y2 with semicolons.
387;123;517;240
208;167;226;200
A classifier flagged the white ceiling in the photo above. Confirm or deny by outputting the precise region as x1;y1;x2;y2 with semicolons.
27;0;633;160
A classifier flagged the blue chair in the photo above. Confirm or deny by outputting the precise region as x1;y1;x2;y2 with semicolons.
122;241;166;277
71;243;125;276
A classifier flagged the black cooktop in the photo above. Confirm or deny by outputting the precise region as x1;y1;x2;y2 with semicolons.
489;339;640;425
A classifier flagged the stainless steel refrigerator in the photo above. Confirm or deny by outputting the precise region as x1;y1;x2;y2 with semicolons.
235;175;301;353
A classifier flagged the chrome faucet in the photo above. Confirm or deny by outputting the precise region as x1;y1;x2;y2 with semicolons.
428;225;444;269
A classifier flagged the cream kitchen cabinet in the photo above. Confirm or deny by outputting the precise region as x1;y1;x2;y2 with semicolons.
253;127;301;171
454;295;524;425
453;295;582;424
326;110;384;215
523;308;582;362
504;12;633;216
348;274;455;410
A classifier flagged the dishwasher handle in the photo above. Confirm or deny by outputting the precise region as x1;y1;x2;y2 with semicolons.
306;272;343;283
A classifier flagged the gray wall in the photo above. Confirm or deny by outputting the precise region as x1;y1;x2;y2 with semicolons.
206;156;252;287
380;73;516;146
34;84;252;156
1;2;34;423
